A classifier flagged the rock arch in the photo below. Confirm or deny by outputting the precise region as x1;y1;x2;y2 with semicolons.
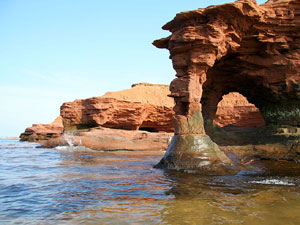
211;92;265;128
153;0;300;173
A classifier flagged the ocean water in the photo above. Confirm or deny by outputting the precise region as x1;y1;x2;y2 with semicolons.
1;139;300;225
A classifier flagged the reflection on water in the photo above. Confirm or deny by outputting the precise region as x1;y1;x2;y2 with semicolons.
1;139;300;224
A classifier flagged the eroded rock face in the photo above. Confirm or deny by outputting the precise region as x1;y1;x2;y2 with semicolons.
20;82;267;148
20;116;64;142
41;127;172;151
60;83;174;132
153;0;300;172
155;134;239;175
214;92;265;127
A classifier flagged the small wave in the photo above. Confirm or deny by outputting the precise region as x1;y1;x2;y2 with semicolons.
55;145;98;152
0;143;40;149
55;146;71;150
249;178;295;186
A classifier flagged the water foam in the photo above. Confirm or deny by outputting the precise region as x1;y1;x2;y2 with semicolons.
249;178;295;186
63;134;74;147
55;145;97;152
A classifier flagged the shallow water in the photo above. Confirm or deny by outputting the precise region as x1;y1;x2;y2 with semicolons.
1;139;300;225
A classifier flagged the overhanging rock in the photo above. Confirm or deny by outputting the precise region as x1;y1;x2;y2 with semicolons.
153;0;300;173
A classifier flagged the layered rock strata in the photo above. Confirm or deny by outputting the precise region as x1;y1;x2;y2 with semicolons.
20;81;273;155
153;0;300;172
20;84;175;145
41;127;172;151
60;83;174;132
20;87;265;144
20;84;175;151
214;92;265;127
20;117;64;142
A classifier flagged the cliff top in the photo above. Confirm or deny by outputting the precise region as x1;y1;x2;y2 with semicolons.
102;83;173;107
131;83;169;88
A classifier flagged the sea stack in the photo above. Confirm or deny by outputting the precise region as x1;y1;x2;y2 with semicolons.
153;0;300;173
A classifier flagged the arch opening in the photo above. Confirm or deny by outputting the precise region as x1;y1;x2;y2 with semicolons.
152;0;300;171
199;48;280;130
213;92;266;128
202;91;267;146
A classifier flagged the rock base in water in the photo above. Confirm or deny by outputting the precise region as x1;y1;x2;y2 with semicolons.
41;126;172;151
206;124;300;163
155;135;239;175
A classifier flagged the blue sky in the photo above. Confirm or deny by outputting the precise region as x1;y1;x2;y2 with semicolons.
0;0;267;137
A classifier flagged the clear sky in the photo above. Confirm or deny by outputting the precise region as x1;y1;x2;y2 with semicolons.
0;0;267;137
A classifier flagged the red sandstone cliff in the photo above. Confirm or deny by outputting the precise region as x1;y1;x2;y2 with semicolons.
61;83;264;132
20;116;64;142
60;83;174;132
214;92;265;127
20;84;175;143
154;0;300;128
153;0;300;170
20;83;265;143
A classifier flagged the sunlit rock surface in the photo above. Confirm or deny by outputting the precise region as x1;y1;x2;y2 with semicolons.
214;92;265;127
154;0;300;172
20;116;63;142
20;83;265;152
41;127;172;151
60;83;174;132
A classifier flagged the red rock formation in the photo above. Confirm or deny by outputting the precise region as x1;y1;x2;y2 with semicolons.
20;82;268;145
41;127;172;151
60;83;174;132
153;0;300;172
214;92;265;127
104;83;172;107
20;116;64;142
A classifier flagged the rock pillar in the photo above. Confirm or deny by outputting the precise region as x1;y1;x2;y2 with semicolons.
154;0;300;172
154;62;235;173
153;22;238;173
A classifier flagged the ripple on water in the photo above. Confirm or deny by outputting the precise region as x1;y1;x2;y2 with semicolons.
1;139;300;224
249;178;295;186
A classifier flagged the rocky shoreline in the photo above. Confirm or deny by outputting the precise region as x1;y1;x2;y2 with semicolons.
21;82;300;165
20;83;265;153
19;0;300;174
40;126;172;151
152;0;300;172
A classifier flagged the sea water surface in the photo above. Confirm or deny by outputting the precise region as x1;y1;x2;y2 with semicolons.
1;139;300;225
